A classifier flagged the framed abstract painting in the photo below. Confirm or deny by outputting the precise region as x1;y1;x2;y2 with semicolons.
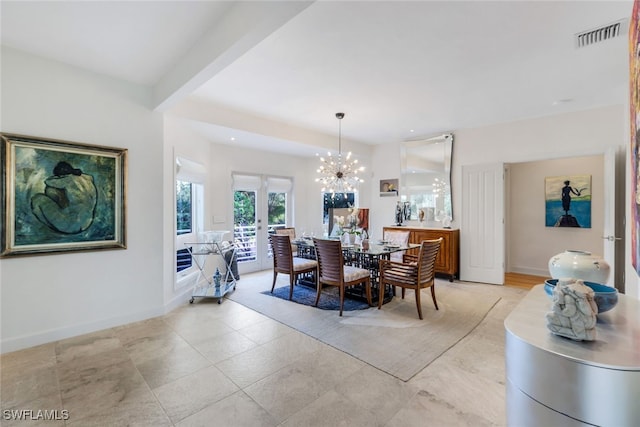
1;133;127;257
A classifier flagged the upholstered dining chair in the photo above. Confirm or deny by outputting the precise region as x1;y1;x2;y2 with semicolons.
275;227;298;252
312;238;372;316
378;238;443;319
269;233;317;300
383;230;410;262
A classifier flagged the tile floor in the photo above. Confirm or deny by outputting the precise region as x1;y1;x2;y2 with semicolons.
0;272;527;426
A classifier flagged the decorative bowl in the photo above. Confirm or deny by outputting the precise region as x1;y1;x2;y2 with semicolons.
544;279;618;314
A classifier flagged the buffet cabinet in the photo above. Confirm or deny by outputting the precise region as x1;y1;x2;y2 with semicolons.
383;226;459;281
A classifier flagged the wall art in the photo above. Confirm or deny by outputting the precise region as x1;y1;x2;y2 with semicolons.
1;133;127;256
630;0;640;272
545;174;591;228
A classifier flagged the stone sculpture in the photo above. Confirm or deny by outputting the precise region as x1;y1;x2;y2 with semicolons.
546;278;598;341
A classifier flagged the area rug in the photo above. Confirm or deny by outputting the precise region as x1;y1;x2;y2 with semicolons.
228;271;501;381
263;285;371;311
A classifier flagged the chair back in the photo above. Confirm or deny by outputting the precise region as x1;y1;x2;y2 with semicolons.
417;238;443;284
313;238;344;285
275;227;296;239
384;230;410;261
270;233;294;273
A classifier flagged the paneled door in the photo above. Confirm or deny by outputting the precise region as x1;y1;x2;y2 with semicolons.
461;163;505;284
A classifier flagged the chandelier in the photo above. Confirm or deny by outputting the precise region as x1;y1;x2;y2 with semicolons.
316;112;365;194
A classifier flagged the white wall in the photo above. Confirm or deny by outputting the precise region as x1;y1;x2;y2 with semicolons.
507;155;605;277
452;105;628;289
0;47;165;353
162;114;372;290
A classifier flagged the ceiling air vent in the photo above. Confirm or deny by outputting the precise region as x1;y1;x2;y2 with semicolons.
575;19;628;48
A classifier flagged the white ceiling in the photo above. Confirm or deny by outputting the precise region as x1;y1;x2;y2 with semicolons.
1;1;633;157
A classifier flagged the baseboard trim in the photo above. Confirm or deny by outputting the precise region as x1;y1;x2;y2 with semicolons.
0;306;165;355
509;266;549;277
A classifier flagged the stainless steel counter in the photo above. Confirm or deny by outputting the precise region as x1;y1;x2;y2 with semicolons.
504;285;640;426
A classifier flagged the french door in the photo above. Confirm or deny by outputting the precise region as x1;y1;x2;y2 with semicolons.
233;173;293;274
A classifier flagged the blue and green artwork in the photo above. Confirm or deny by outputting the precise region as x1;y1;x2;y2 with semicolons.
14;144;117;245
545;175;591;228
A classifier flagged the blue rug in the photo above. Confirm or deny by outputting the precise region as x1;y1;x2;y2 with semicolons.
263;285;370;311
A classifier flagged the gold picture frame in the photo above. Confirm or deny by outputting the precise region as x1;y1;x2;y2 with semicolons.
1;133;127;257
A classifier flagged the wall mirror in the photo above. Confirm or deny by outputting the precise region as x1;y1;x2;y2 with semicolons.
400;133;453;223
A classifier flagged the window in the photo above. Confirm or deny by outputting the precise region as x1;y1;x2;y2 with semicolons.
323;192;356;224
175;157;206;284
176;180;193;235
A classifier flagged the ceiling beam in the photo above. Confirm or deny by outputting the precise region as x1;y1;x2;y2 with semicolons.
152;1;315;112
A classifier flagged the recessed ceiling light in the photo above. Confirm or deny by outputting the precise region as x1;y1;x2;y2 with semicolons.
409;129;415;133
552;99;573;106
230;137;236;141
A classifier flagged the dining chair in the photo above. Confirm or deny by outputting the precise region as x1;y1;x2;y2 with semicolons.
269;233;318;300
275;227;298;252
378;238;443;319
383;230;410;261
312;238;372;316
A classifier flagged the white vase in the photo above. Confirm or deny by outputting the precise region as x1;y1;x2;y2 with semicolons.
548;250;611;283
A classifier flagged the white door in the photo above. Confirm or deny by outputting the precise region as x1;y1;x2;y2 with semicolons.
461;163;505;284
233;174;293;274
603;147;624;288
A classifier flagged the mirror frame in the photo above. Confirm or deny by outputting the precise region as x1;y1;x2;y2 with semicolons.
400;133;454;222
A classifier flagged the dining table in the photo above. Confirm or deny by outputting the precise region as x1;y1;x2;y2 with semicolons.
292;237;420;304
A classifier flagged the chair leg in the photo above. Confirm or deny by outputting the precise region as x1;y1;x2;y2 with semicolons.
378;283;384;310
402;288;406;299
365;278;372;306
271;271;278;293
431;283;439;310
339;286;345;317
289;275;295;300
415;286;423;320
314;280;321;307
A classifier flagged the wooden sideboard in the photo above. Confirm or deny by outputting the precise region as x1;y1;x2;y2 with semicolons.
382;226;459;281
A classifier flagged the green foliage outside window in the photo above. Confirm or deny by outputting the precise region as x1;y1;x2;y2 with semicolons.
268;192;286;226
176;181;192;235
234;191;256;226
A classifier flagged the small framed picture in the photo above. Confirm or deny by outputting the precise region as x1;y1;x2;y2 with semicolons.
1;133;127;257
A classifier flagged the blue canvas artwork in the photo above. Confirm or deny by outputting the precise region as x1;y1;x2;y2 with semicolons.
2;133;126;257
545;175;591;228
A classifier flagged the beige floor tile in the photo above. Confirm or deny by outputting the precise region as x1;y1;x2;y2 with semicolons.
153;365;239;423
244;345;364;422
0;343;56;374
280;389;381;427
236;317;295;345
113;317;172;345
54;329;121;364
191;330;259;363
134;342;211;389
1;365;59;410
176;390;278;427
216;331;324;389
121;328;193;366
385;389;497;427
65;384;171;427
409;362;506;426
58;358;150;423
334;364;419;424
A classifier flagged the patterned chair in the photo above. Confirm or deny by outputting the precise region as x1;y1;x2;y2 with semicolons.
269;234;317;300
313;238;372;316
378;238;442;319
383;230;410;262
